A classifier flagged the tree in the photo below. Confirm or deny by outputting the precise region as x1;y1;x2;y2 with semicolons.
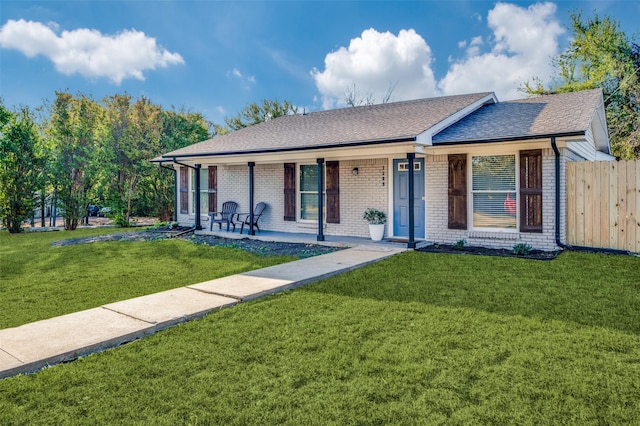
101;94;163;225
0;102;45;233
344;81;397;107
48;92;104;230
523;12;640;159
223;99;297;132
140;109;211;221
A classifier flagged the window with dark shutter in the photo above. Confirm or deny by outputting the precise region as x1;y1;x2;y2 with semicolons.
208;166;217;214
448;154;467;229
326;161;340;223
179;166;188;214
520;149;543;232
284;163;296;221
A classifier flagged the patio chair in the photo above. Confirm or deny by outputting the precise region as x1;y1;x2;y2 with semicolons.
238;202;267;235
209;201;238;231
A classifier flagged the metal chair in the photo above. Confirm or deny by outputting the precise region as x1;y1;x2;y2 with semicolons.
239;202;267;234
209;201;238;231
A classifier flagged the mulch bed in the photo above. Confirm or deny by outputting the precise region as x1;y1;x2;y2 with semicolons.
51;227;344;259
417;243;560;260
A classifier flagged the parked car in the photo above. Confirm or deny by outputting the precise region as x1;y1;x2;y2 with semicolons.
88;205;101;216
98;207;113;217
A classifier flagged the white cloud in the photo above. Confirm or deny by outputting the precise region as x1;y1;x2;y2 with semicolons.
227;67;255;88
0;19;184;84
311;28;438;109
312;2;565;107
438;2;564;100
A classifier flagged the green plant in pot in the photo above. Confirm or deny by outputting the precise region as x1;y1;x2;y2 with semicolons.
363;208;387;241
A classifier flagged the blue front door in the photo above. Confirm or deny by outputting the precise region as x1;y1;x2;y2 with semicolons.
393;158;425;239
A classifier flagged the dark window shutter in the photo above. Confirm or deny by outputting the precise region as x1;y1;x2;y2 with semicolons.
520;149;543;232
448;154;467;230
179;167;188;214
284;163;296;221
326;161;340;223
208;166;217;214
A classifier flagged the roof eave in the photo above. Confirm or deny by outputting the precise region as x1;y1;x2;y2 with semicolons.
433;131;586;146
161;136;417;160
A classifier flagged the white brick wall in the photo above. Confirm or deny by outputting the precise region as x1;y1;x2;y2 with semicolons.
424;150;561;252
177;160;389;238
175;150;571;251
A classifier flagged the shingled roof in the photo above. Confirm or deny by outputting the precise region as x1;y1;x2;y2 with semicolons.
432;89;604;144
160;92;493;159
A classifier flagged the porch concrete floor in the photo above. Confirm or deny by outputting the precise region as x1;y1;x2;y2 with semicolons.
198;228;429;250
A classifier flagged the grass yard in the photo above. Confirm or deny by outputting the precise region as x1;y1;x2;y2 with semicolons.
0;228;295;329
1;240;639;424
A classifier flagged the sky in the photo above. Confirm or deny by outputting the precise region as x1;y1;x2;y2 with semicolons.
1;1;638;125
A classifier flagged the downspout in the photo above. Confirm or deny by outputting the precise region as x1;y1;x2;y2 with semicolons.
160;163;177;222
550;137;566;249
172;159;201;230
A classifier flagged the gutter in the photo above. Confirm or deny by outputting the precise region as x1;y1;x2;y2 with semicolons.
161;137;417;160
435;131;585;146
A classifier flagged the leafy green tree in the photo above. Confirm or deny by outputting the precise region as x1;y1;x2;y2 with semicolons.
101;94;163;225
0;103;45;233
140;109;211;221
523;12;640;159
223;99;297;132
47;92;104;230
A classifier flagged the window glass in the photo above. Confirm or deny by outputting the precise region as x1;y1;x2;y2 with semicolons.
191;168;208;215
299;164;325;221
472;155;517;229
300;165;318;192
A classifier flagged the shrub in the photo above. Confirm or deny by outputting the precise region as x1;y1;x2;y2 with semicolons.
513;242;533;256
453;239;466;250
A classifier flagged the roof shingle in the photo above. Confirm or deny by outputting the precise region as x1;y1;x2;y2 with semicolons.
432;89;603;143
162;92;492;158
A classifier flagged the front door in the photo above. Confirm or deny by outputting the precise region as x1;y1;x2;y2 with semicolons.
393;158;425;239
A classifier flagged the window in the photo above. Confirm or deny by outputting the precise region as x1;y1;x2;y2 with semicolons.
299;164;325;221
191;168;209;216
471;155;517;229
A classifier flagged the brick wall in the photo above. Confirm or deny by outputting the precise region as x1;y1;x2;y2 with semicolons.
175;150;569;251
425;150;560;251
178;160;389;238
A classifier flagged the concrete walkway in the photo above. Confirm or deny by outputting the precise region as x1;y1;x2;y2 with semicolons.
0;245;404;379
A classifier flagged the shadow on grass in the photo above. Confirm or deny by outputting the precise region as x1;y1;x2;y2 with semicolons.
302;250;640;335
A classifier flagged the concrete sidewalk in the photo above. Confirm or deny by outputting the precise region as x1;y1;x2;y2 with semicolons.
0;245;404;379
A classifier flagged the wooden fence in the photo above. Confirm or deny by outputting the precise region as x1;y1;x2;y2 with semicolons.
566;160;639;253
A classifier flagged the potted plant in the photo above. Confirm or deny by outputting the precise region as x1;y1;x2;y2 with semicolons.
363;208;387;241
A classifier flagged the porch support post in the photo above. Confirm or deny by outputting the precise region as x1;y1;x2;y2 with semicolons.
317;158;325;241
194;164;202;230
248;161;255;235
407;153;416;249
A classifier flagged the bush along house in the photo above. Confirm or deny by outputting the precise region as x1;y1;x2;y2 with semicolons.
152;89;612;251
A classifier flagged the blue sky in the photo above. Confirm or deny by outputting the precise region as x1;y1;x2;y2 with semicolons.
1;1;638;125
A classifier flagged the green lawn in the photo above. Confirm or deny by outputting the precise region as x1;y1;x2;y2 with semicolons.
1;238;639;424
0;228;295;329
